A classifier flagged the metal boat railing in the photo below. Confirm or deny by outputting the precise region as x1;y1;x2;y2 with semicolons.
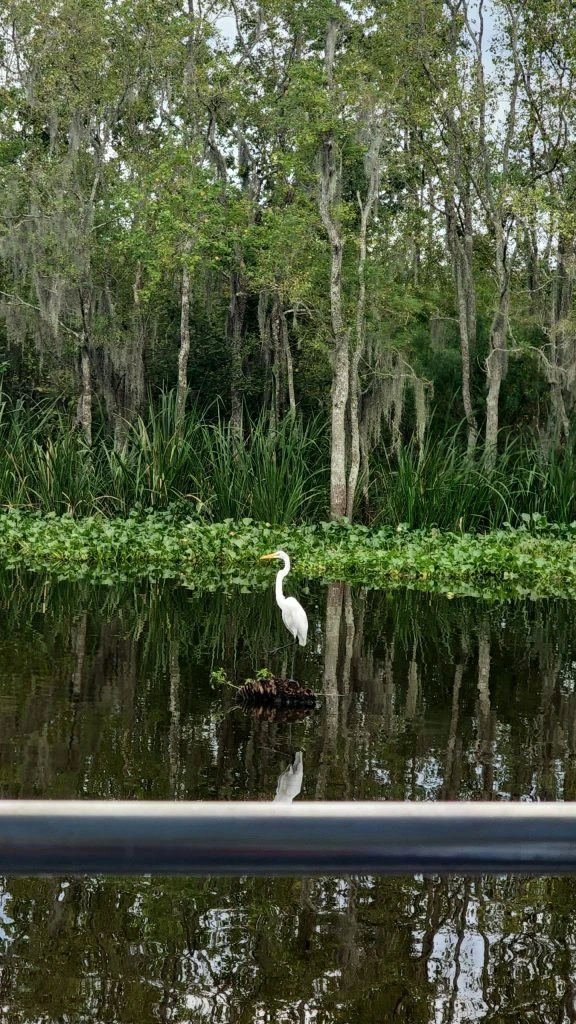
0;800;575;874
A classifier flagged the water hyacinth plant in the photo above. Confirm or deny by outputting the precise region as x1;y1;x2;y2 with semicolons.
0;511;574;599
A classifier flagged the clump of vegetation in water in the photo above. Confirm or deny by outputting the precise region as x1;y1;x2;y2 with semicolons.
211;668;317;707
0;510;576;599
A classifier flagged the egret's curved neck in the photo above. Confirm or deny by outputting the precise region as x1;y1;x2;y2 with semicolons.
275;554;290;607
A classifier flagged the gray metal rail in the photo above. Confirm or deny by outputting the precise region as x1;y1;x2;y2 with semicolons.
0;800;575;875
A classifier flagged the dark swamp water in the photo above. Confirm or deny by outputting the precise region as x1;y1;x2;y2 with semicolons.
1;573;576;1022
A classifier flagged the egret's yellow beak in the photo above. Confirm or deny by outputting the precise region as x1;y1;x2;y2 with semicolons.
260;552;277;561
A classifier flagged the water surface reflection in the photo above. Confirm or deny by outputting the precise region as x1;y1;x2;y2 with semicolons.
0;574;575;1021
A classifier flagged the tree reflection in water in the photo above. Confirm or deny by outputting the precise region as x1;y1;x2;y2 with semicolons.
0;573;575;1021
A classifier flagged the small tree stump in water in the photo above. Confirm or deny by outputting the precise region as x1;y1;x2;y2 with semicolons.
238;676;317;708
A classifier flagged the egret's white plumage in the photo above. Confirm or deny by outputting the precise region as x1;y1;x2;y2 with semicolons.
260;549;308;647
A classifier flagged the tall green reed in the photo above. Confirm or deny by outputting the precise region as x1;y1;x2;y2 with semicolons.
369;430;576;531
368;434;512;531
505;435;576;525
0;390;327;522
195;414;327;522
0;387;574;529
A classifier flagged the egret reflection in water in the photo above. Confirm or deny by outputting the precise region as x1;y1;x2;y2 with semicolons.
273;750;304;803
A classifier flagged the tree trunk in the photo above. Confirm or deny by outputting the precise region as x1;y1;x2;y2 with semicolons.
75;289;93;445
547;235;576;444
280;303;296;417
443;13;479;453
258;289;274;429
127;262;146;441
526;224;539;315
347;345;361;521
318;23;348;520
322;177;348;515
485;223;511;468
484;327;504;468
446;194;478;453
329;308;349;518
110;265;146;453
176;263;191;428
347;202;368;519
77;341;92;445
459;263;478;454
460;1;518;467
228;271;246;439
347;134;381;518
271;292;283;425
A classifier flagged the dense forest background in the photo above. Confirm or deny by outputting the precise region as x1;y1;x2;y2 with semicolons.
1;0;575;522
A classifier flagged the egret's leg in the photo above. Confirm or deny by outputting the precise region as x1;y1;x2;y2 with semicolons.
290;637;297;681
267;640;294;655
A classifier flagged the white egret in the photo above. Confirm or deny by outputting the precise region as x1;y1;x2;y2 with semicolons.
260;550;308;675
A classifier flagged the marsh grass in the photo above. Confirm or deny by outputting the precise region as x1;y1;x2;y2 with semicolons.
510;436;576;525
369;432;576;530
0;391;327;523
195;414;327;522
0;390;574;528
370;436;512;530
102;394;206;514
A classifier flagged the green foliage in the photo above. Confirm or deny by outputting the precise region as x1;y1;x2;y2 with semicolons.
369;433;576;531
2;0;576;495
209;666;232;688
194;412;327;522
0;391;327;521
369;434;512;531
3;389;576;542
0;510;575;598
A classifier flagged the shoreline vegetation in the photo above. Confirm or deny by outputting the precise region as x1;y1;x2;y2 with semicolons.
0;397;574;599
0;394;575;526
0;510;575;600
